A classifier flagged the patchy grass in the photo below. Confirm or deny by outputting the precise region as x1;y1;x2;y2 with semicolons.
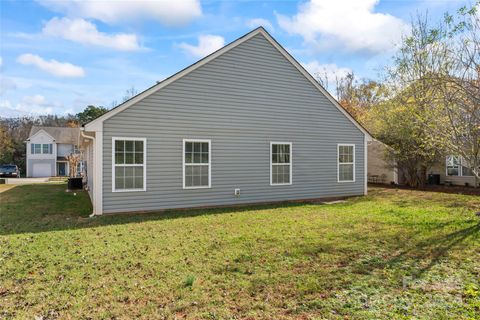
0;184;479;319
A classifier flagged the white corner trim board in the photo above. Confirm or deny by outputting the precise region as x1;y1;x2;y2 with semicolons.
84;27;372;140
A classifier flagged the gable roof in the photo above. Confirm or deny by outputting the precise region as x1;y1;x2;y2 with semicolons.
28;126;80;145
84;27;371;139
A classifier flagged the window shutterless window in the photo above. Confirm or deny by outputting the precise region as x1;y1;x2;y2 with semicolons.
338;144;355;182
112;138;146;192
42;144;52;154
446;155;474;177
270;142;292;185
31;143;52;154
183;139;211;189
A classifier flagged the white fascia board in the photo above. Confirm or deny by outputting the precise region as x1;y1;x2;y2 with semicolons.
27;129;56;142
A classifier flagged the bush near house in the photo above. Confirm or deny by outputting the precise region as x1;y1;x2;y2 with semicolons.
0;184;479;319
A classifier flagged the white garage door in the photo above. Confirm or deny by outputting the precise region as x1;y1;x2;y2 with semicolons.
32;163;52;177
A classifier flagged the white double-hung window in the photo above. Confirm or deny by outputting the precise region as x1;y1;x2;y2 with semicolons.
338;144;355;182
270;142;292;185
112;137;146;192
31;143;52;154
183;139;211;189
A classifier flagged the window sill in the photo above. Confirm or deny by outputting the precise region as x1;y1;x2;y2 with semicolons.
183;186;211;190
112;188;146;193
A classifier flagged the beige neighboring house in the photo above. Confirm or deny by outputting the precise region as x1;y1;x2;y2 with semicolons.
428;155;477;187
367;139;398;185
26;126;81;177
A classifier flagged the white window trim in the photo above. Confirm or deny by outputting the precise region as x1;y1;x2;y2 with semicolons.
270;141;292;186
31;143;53;155
182;139;211;189
112;137;147;193
337;144;356;183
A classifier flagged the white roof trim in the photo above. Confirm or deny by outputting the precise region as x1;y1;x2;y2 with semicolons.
27;129;56;142
84;27;371;139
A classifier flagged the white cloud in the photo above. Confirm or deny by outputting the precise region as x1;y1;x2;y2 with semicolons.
43;17;141;51
246;18;275;32
302;61;352;80
0;76;17;95
17;53;85;78
37;0;202;26
179;35;225;58
0;96;62;117
277;0;408;54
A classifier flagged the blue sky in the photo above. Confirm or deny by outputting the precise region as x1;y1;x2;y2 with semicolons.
0;0;470;117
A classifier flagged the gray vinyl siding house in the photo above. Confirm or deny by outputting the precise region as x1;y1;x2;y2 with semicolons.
82;27;371;215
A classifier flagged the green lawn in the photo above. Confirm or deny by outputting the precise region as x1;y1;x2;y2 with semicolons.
1;184;479;319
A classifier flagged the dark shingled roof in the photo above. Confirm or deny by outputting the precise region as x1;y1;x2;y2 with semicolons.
28;126;80;145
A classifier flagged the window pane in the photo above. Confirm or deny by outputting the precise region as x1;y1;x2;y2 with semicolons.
134;176;143;189
115;167;124;189
200;175;208;186
201;153;209;163
34;144;41;154
193;142;201;152
115;152;124;164
192;165;200;176
193;153;201;163
115;140;124;152
185;142;192;153
447;167;459;176
134;141;143;153
339;164;354;181
284;165;290;183
125;167;134;177
185;166;192;176
134;152;143;164
125;152;134;164
185;152;192;163
125;176;134;189
125;141;134;152
462;166;474;177
201;142;208;153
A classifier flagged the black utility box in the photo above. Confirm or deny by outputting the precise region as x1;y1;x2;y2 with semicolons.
427;174;441;185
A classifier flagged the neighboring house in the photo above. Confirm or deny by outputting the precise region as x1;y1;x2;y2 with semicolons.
428;155;477;187
367;139;398;185
81;27;372;215
26;126;80;177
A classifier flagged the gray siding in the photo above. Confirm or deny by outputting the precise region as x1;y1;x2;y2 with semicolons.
102;34;365;213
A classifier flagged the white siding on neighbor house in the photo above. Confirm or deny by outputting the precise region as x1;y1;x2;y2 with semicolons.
101;34;365;213
57;143;74;157
27;130;56;177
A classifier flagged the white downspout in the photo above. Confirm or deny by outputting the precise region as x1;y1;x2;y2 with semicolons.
80;128;99;217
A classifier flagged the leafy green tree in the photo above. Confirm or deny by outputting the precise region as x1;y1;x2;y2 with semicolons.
0;124;14;165
76;105;109;124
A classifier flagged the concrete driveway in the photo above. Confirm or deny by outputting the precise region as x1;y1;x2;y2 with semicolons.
3;177;50;184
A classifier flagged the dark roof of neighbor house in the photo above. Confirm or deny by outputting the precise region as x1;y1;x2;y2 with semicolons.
28;126;80;145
